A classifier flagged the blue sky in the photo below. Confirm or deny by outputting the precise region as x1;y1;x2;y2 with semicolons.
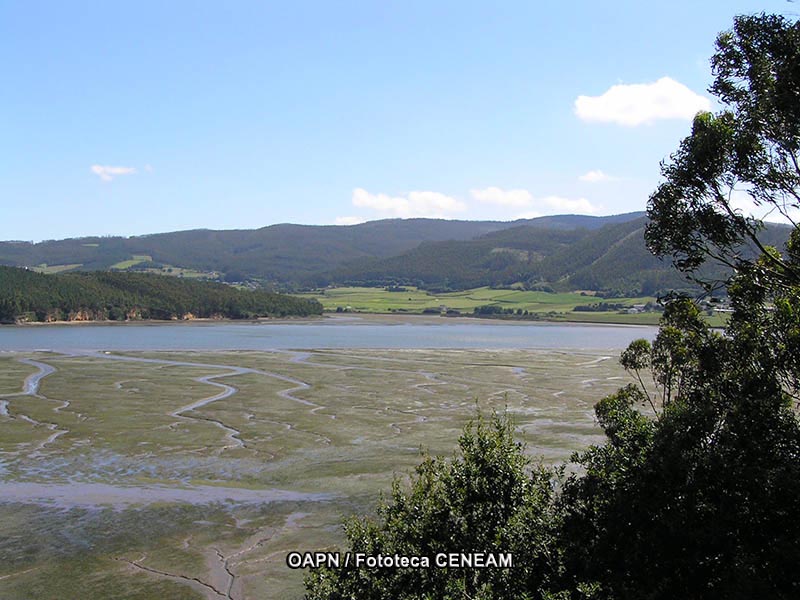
1;0;794;241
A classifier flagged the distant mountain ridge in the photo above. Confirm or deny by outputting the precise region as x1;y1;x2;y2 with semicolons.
7;211;787;296
331;216;790;295
323;216;681;295
0;213;646;286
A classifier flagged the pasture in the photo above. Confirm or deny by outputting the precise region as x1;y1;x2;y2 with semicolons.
303;286;662;324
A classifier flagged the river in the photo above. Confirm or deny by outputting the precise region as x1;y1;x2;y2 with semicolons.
0;315;656;352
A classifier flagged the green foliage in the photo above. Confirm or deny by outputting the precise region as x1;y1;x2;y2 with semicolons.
473;304;507;315
558;16;800;597
0;266;322;322
573;302;625;312
2;212;791;295
560;298;800;599
326;216;790;295
647;14;800;289
305;412;563;600
1;213;736;296
304;308;800;599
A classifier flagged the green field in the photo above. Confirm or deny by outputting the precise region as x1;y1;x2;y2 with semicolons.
304;285;654;313
300;286;732;327
0;348;633;599
107;255;219;279
139;265;220;279
301;286;660;322
31;263;83;274
110;255;153;270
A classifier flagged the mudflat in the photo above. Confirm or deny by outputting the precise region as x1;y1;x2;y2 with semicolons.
0;348;630;599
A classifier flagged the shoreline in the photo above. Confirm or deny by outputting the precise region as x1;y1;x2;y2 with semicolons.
2;311;659;329
5;314;326;327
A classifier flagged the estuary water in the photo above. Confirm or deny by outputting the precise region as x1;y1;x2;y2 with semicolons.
0;315;656;352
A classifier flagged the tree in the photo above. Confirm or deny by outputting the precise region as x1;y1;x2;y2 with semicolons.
553;14;800;598
643;9;800;463
305;412;566;600
558;298;800;599
646;14;800;290
552;15;800;598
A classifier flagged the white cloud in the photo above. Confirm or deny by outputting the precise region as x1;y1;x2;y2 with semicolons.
334;216;366;226
352;188;466;218
574;77;711;126
539;195;600;214
91;165;137;181
470;186;600;216
514;211;542;220
579;169;616;183
470;187;534;208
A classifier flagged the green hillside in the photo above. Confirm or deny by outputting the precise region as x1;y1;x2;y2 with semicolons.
3;212;789;297
0;214;644;284
322;217;794;296
321;226;586;290
321;218;674;294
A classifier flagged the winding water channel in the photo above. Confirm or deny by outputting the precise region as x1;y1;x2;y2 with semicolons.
0;319;655;599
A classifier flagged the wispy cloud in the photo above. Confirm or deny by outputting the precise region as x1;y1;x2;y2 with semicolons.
536;195;599;214
578;169;617;183
352;188;466;218
471;187;600;216
90;165;137;182
514;211;542;220
574;77;711;126
334;216;366;226
470;187;533;208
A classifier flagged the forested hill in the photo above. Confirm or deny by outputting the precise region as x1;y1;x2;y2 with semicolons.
322;216;793;295
0;267;322;323
1;212;793;296
0;213;644;283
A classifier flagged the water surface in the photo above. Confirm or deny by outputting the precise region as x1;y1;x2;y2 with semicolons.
0;316;656;352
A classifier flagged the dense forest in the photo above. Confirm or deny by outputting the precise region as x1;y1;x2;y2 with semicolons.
0;266;322;323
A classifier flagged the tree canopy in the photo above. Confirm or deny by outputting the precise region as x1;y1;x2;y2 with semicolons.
647;14;800;290
0;266;322;322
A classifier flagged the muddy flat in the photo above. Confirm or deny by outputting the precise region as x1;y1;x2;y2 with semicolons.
0;347;633;599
